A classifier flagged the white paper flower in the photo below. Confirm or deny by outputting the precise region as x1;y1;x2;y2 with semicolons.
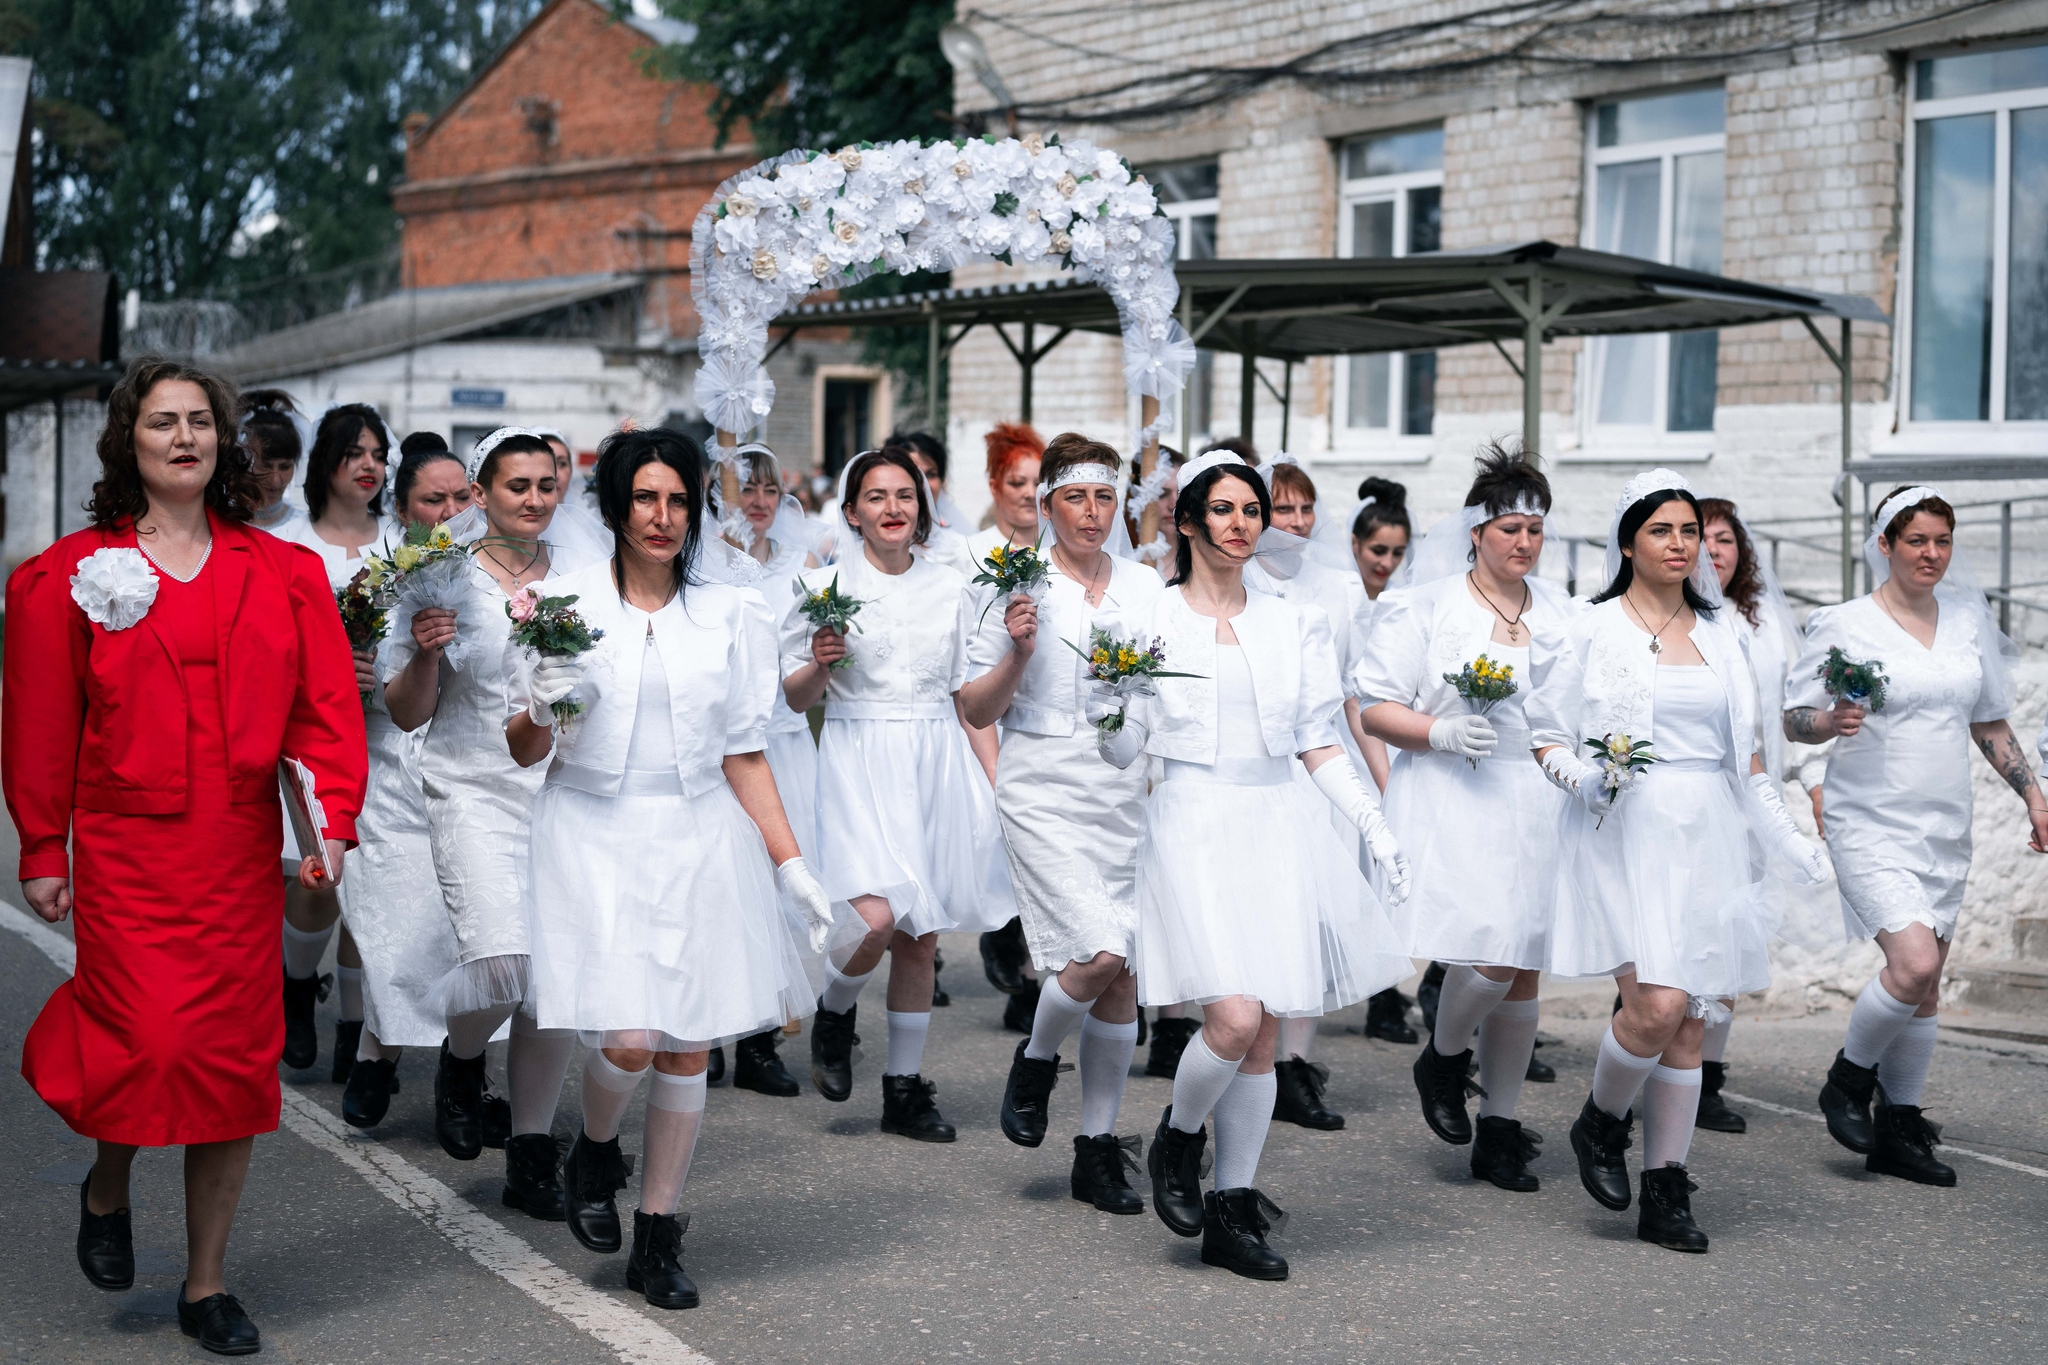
71;547;159;631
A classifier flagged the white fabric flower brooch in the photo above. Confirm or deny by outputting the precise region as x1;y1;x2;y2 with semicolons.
70;547;160;631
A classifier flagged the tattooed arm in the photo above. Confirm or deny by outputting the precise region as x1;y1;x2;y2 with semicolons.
1785;700;1863;743
1971;720;2048;853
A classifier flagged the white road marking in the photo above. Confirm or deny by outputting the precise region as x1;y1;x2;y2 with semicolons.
0;899;712;1365
1724;1089;2048;1179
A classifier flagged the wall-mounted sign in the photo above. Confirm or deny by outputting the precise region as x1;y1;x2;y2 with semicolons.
451;387;507;408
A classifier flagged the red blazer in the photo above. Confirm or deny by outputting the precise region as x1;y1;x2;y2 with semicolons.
4;513;368;881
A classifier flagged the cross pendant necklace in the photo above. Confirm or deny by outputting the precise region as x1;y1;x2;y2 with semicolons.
1626;591;1684;655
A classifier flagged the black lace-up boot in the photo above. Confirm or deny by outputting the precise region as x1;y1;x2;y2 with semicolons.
434;1040;488;1160
1147;1105;1207;1236
1818;1049;1878;1153
1070;1133;1144;1214
1200;1188;1288;1280
1636;1163;1709;1251
1470;1114;1543;1192
1144;1016;1198;1078
501;1132;566;1221
879;1074;956;1142
809;1000;858;1102
1694;1059;1747;1132
979;918;1030;994
1363;987;1418;1043
733;1029;799;1097
1412;1038;1482;1144
342;1056;398;1129
564;1131;631;1252
282;969;324;1070
999;1039;1060;1147
1867;1103;1957;1186
626;1210;700;1310
1272;1058;1344;1130
1569;1094;1635;1210
332;1018;361;1084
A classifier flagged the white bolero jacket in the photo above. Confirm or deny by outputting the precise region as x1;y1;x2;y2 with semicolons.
1125;585;1345;763
966;554;1165;737
1353;573;1576;722
778;551;972;721
513;561;777;799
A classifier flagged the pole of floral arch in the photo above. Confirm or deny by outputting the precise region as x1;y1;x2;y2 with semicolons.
714;428;744;546
1136;395;1161;544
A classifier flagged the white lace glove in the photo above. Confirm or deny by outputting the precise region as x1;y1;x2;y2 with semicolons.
776;856;835;954
523;651;586;727
1540;746;1613;818
1428;713;1498;759
1747;772;1829;885
1309;756;1411;905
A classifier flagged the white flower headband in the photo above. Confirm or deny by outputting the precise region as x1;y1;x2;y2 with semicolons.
1037;462;1119;498
1874;485;1940;536
1613;466;1693;518
466;426;551;484
1178;450;1247;484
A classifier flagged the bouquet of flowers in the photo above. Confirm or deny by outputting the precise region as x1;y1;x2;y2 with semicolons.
1584;733;1660;829
386;522;482;669
506;587;604;731
1816;645;1888;713
972;542;1051;625
336;559;397;709
793;573;864;670
1066;627;1201;734
1442;654;1519;767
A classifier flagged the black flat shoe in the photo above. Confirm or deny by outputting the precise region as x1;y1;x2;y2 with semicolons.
1144;1017;1198;1078
502;1132;567;1220
1272;1057;1344;1130
1569;1094;1635;1211
979;918;1030;995
76;1175;133;1291
1147;1105;1207;1237
1525;1052;1556;1084
282;969;323;1071
1070;1133;1144;1214
1470;1114;1542;1192
1867;1103;1957;1186
809;1001;858;1102
1002;979;1040;1034
1363;986;1419;1043
434;1040;488;1160
879;1074;956;1142
1412;1038;1480;1145
1417;961;1446;1036
1819;1050;1878;1153
1000;1039;1060;1148
705;1046;725;1086
331;1019;361;1084
626;1210;699;1310
177;1285;261;1356
1695;1060;1747;1133
732;1030;800;1097
565;1131;630;1253
342;1056;398;1129
1636;1164;1709;1252
1200;1188;1287;1280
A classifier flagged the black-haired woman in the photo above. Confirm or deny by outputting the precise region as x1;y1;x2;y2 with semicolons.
1106;451;1411;1280
780;447;1015;1141
240;390;305;534
514;428;834;1308
886;431;975;576
1529;470;1826;1253
1350;477;1412;608
1356;444;1573;1192
1790;485;2047;1186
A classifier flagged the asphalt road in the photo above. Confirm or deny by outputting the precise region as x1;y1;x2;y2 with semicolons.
4;903;2047;1365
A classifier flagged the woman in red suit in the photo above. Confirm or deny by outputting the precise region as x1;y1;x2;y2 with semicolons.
4;358;366;1356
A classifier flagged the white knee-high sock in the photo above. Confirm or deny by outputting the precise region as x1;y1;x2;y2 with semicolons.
335;965;365;1022
1024;975;1093;1062
1843;974;1921;1069
1430;965;1512;1057
1475;997;1540;1120
507;1012;576;1137
1278;1016;1318;1063
820;963;873;1015
356;1026;396;1063
1211;1069;1278;1190
1077;1014;1138;1136
1641;1064;1703;1168
1877;1013;1939;1106
884;1010;929;1077
1168;1031;1243;1133
580;1049;649;1143
282;920;334;979
1590;1023;1662;1119
639;1070;707;1216
446;1002;518;1060
1700;1013;1732;1064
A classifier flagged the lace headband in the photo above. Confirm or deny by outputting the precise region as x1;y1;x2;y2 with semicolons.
1038;462;1119;498
1179;450;1247;484
466;426;551;484
1612;466;1694;519
1874;485;1941;536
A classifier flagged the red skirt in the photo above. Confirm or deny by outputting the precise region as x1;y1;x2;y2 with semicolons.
23;793;285;1146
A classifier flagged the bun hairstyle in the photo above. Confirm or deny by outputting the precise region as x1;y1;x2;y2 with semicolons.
984;421;1045;486
1464;438;1553;519
304;402;392;521
1697;497;1765;629
593;426;706;597
393;432;461;516
1168;461;1269;586
1591;485;1717;616
1038;432;1122;490
1876;484;1956;541
239;389;302;469
841;446;933;546
472;431;554;490
1352;476;1410;540
884;430;949;484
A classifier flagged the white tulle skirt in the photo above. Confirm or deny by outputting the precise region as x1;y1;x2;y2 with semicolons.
526;776;830;1051
765;725;820;861
814;716;1017;937
1548;760;1771;1001
1134;756;1413;1018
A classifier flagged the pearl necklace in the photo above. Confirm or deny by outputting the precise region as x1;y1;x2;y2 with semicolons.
138;535;214;584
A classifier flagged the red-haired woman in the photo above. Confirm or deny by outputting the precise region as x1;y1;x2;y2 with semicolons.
969;421;1046;561
5;358;366;1353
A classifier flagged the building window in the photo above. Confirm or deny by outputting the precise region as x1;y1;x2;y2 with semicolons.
811;365;893;477
1150;160;1220;441
1904;41;2048;427
1582;86;1725;443
1337;126;1442;444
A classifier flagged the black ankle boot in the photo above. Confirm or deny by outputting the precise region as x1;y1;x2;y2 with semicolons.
1144;1017;1198;1078
809;1001;858;1102
1636;1164;1709;1252
565;1131;631;1252
177;1284;261;1355
1000;1039;1060;1148
502;1132;566;1221
1363;986;1418;1043
1569;1095;1635;1210
1417;961;1446;1036
733;1029;800;1097
1070;1133;1144;1214
931;948;950;1007
434;1041;488;1160
1470;1114;1542;1192
979;918;1030;994
1147;1105;1207;1236
1695;1059;1747;1133
343;1056;399;1129
282;969;323;1070
1867;1103;1957;1186
626;1209;700;1310
705;1045;725;1086
1412;1038;1481;1145
332;1019;361;1084
76;1175;133;1290
1525;1052;1556;1083
480;1081;511;1150
1200;1188;1288;1280
879;1074;956;1142
1819;1050;1878;1153
1002;978;1040;1034
1272;1058;1344;1130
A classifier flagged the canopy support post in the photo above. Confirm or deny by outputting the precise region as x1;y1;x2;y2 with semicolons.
1239;332;1258;448
1801;313;1855;601
1281;361;1293;452
1020;320;1034;424
1523;274;1543;466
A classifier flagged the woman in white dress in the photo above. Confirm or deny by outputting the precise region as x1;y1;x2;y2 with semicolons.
511;428;834;1309
239;391;306;536
958;434;1164;1210
1104;450;1412;1280
886;431;974;577
1791;486;2048;1187
1529;470;1827;1253
782;447;1017;1142
382;427;584;1220
1357;445;1572;1191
